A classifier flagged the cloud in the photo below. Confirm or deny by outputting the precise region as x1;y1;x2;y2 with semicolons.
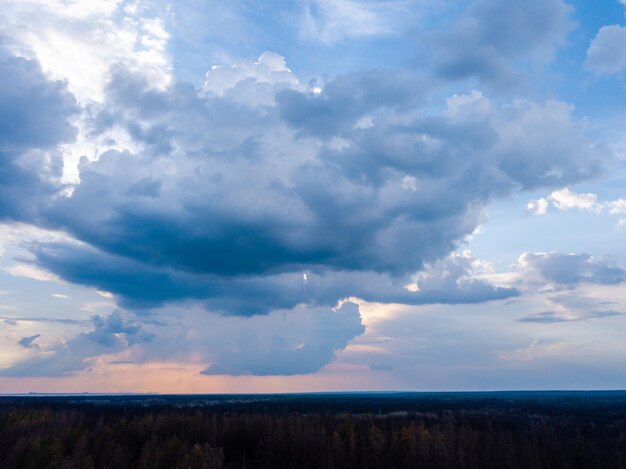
369;363;393;371
0;1;623;386
430;0;572;89
4;244;513;380
282;89;603;190
513;249;626;322
1;302;365;377
0;310;152;377
10;57;599;316
17;334;41;349
518;294;623;323
277;69;424;137
203;51;302;106
88;309;154;347
202;301;364;375
405;251;517;304
0;47;78;221
0;0;173;183
0;52;77;149
31;242;516;315
586;25;626;75
300;0;417;44
5;263;60;282
549;294;616;311
549;188;599;211
518;311;572;323
0;315;88;325
526;197;549;215
0;0;172;103
518;252;626;288
607;198;626;214
518;309;622;323
527;188;626;216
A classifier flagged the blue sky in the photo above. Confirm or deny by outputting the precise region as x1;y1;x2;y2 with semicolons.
0;0;625;393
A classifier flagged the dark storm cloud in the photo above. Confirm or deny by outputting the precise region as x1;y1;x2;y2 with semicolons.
0;46;78;221
32;242;517;315
0;43;605;318
0;3;618;379
25;64;602;316
32;242;210;309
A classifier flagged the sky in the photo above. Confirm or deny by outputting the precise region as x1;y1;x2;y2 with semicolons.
0;0;626;393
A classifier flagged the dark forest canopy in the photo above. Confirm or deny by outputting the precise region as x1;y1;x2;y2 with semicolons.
1;392;625;469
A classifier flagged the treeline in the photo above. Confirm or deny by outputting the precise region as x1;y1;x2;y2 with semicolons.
0;404;625;468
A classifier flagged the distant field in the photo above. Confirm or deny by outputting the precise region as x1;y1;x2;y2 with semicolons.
1;392;625;468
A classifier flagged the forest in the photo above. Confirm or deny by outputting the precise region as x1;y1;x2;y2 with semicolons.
0;392;625;469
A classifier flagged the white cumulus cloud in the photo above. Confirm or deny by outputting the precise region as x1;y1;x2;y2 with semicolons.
527;197;549;215
549;187;599;211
